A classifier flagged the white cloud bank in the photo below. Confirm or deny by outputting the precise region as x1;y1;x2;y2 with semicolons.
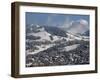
67;19;89;34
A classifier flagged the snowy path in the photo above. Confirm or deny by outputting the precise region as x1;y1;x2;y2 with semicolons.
64;44;80;52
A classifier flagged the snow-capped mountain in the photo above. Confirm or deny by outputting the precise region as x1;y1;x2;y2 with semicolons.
26;24;69;42
27;27;51;41
26;24;89;42
26;24;90;67
26;24;67;55
26;24;89;55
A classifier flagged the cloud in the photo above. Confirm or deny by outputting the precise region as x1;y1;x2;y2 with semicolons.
67;19;89;34
46;15;89;35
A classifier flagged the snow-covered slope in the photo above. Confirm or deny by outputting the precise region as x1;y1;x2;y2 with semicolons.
27;25;67;42
26;24;89;55
26;25;62;54
66;32;89;41
27;27;51;41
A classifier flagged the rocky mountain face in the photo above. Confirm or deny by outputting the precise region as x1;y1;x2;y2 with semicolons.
26;24;90;67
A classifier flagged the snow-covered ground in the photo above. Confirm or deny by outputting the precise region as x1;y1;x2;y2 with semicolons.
27;43;80;55
67;32;89;41
63;44;80;52
26;43;55;55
